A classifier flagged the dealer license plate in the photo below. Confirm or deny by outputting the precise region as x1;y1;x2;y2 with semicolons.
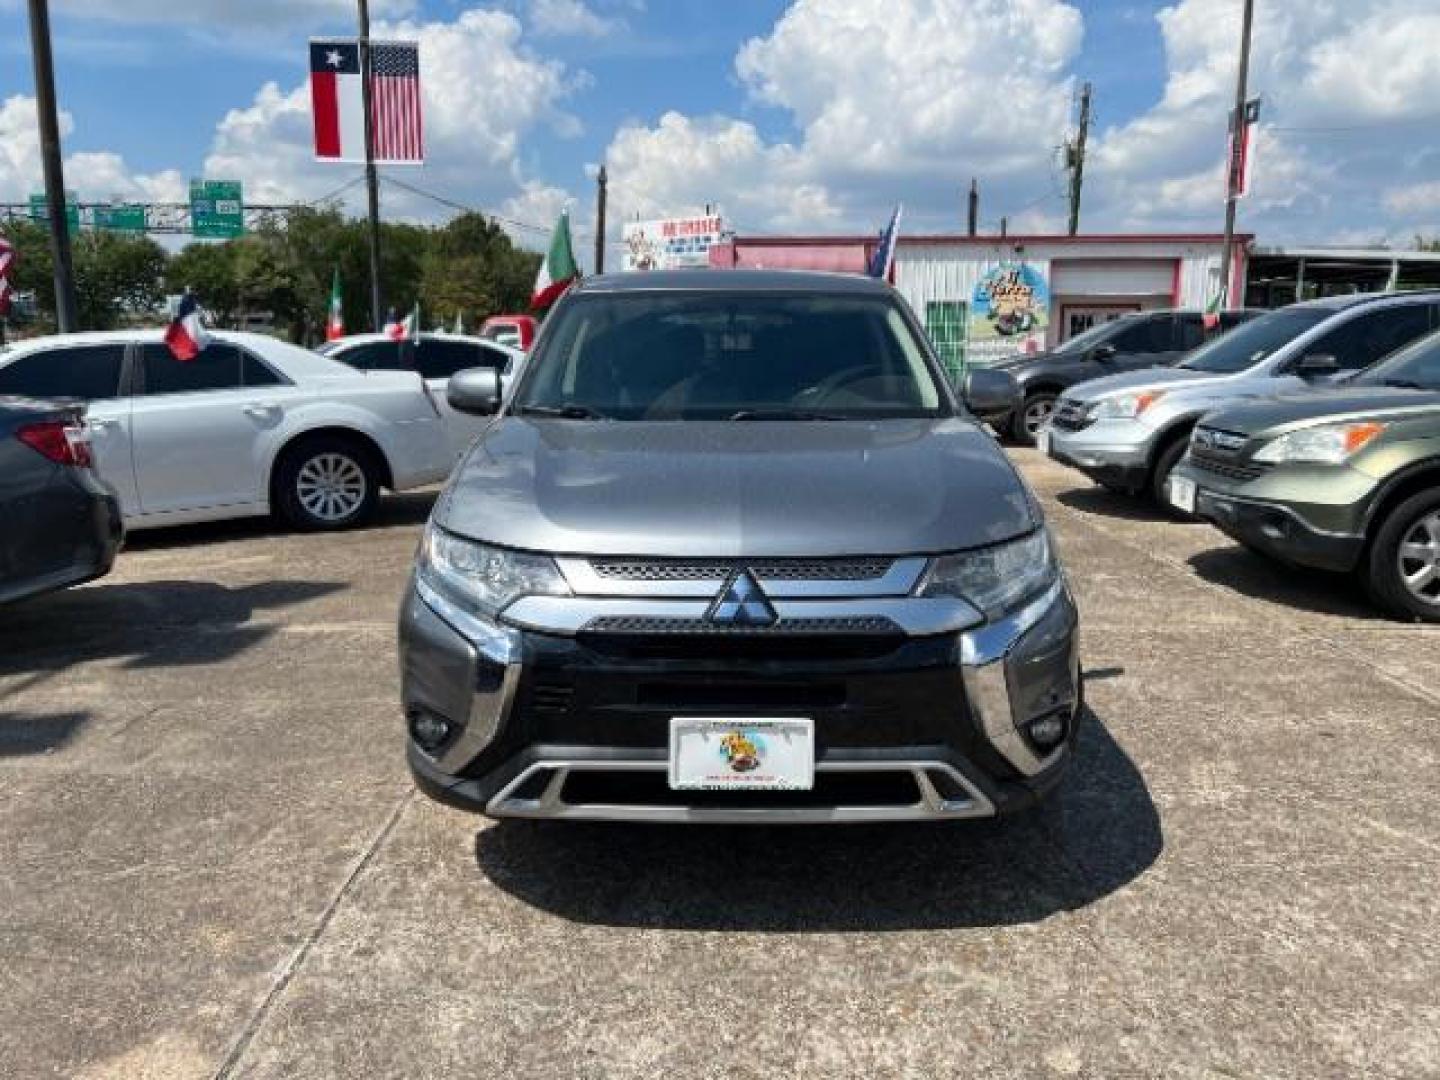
1037;427;1051;457
668;718;815;791
1169;475;1197;514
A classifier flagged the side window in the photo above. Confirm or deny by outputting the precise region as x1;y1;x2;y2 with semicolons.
141;343;242;394
415;340;488;380
1109;317;1167;353
367;341;414;371
1177;315;1206;350
1307;306;1436;371
243;353;283;387
475;345;512;373
0;345;126;400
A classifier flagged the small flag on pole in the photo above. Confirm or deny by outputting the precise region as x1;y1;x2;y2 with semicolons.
452;309;465;335
531;210;579;311
326;268;345;341
867;204;902;282
310;38;423;164
389;301;419;342
164;291;212;361
0;234;15;317
1226;98;1262;200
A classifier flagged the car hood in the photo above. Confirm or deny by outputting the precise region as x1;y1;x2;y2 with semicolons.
1065;365;1215;401
438;418;1037;558
1202;387;1440;437
988;351;1057;371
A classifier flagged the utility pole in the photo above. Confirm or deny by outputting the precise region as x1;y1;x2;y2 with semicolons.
999;216;1008;239
357;0;384;332
1066;82;1092;236
1218;0;1255;312
967;178;978;237
26;0;77;331
593;164;608;275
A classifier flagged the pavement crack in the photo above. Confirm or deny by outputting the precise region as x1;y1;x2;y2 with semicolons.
211;787;414;1080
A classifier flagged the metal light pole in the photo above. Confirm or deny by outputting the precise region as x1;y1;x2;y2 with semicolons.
593;165;608;275
357;0;384;331
1218;0;1255;311
26;0;78;331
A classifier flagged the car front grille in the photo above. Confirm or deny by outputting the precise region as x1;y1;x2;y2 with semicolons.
1050;399;1092;432
588;558;894;582
1189;427;1269;483
581;615;901;635
1189;454;1271;483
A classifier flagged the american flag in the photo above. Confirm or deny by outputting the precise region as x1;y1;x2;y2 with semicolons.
370;42;423;163
0;234;15;317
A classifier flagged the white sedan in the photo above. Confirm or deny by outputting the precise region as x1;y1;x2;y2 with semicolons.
317;332;526;458
0;330;454;531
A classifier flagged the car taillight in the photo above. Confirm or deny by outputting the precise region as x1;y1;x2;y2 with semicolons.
16;420;93;467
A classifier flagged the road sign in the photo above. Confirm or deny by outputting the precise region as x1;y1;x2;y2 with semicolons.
29;193;79;233
94;204;147;233
190;180;244;238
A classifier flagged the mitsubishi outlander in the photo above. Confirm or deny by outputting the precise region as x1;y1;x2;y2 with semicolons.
399;271;1080;824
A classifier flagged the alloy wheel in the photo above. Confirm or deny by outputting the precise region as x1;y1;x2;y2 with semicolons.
295;452;367;523
1023;397;1056;439
1397;510;1440;607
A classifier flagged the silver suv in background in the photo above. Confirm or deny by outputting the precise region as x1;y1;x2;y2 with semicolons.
1043;292;1440;504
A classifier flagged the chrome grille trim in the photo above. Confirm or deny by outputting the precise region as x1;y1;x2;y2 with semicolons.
555;556;928;599
580;615;902;636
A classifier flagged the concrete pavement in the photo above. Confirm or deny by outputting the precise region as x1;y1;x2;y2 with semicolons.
1;454;1436;1079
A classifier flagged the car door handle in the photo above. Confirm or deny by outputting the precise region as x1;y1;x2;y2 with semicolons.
88;417;119;431
243;403;281;418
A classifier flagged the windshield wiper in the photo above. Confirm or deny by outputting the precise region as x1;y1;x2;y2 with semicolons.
726;408;851;421
514;404;608;420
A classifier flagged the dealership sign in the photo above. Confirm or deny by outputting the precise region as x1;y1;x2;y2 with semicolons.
623;215;728;271
969;261;1052;362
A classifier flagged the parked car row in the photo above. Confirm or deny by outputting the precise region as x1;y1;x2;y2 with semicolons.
1041;289;1440;621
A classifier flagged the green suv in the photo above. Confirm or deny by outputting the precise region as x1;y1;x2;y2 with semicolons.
1168;329;1440;621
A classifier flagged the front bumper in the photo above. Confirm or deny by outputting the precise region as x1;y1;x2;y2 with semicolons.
1046;418;1158;491
1172;461;1366;572
399;574;1081;824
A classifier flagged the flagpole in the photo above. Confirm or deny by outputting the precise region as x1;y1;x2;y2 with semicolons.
357;0;384;333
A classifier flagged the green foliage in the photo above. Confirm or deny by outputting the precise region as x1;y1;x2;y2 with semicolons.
1415;236;1440;253
6;207;543;341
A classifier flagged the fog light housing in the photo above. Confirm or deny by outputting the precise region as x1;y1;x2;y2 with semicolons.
1025;710;1069;752
409;709;454;752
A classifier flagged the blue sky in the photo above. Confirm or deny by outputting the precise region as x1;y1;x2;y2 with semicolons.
1;0;1437;248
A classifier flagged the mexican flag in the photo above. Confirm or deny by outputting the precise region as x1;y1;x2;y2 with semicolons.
1203;286;1224;331
325;269;345;341
531;210;579;311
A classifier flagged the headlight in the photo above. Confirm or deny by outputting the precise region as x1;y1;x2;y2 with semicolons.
417;525;570;617
1089;390;1166;420
1252;421;1387;465
917;529;1057;620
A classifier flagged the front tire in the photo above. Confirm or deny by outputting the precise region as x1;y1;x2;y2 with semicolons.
1363;490;1440;622
273;436;381;531
1010;392;1057;446
1149;434;1190;511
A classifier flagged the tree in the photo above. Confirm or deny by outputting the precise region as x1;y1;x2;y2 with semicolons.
167;243;240;325
1;219;165;330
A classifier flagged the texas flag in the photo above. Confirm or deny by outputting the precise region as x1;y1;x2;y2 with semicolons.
310;40;365;163
310;38;423;164
164;292;212;362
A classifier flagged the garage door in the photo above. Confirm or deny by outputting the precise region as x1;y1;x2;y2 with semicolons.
1051;260;1174;297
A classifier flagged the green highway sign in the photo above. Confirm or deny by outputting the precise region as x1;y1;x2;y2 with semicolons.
29;193;80;233
190;180;244;238
94;204;147;233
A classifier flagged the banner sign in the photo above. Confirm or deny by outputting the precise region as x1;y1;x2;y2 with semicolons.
310;38;424;164
969;261;1051;360
623;215;728;271
191;180;244;238
1227;97;1262;200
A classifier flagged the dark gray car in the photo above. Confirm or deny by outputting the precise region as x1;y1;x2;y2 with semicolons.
399;270;1081;824
1;396;123;605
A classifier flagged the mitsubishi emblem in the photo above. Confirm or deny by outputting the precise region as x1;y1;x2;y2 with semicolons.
707;569;778;628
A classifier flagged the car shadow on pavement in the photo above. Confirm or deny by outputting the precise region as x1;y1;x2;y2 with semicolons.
1188;546;1382;621
0;579;346;680
1055;486;1190;524
0;710;89;757
473;709;1161;931
120;490;439;552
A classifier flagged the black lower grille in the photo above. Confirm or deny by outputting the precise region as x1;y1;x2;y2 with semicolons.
559;769;921;809
1050;402;1092;432
1190;453;1269;483
635;680;846;709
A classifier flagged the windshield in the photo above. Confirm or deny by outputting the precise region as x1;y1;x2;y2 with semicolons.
1054;315;1138;356
513;292;947;420
1351;329;1440;390
1178;307;1329;374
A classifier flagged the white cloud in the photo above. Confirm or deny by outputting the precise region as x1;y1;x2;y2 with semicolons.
0;93;184;205
1383;181;1440;219
1090;0;1440;242
527;0;624;38
604;0;1083;232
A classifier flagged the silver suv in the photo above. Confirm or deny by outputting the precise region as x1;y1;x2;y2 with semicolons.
399;270;1080;824
1043;292;1440;503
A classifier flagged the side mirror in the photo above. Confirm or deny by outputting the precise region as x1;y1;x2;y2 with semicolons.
1293;353;1340;378
1090;343;1117;362
447;367;502;415
962;367;1022;421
